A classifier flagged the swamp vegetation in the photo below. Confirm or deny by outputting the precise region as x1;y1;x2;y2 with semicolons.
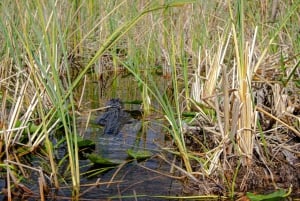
0;0;299;200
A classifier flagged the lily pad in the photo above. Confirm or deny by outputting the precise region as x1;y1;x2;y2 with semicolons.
126;149;153;160
88;153;123;166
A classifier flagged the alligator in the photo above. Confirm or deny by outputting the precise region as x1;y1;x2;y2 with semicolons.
95;98;134;135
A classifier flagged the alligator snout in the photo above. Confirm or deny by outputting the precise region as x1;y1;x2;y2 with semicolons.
95;98;132;135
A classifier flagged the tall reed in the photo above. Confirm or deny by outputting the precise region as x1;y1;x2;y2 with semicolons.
229;0;255;164
228;0;300;165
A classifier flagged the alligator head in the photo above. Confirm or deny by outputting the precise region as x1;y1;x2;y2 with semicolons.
95;98;132;135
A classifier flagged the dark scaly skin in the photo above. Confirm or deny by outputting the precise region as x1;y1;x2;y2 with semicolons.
96;99;131;135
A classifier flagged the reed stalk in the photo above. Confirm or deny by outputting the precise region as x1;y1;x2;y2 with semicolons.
228;0;254;164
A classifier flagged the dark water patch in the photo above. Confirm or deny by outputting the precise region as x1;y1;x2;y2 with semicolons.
72;113;184;200
77;160;182;200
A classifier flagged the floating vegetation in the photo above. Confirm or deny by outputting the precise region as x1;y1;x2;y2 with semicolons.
88;153;123;166
126;149;153;160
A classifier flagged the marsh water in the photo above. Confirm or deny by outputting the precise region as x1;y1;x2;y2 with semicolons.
58;72;182;200
74;122;182;200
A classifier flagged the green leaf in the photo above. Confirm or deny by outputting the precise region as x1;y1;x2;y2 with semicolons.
246;188;290;201
182;112;197;117
126;149;153;160
123;100;143;104
29;122;39;133
88;153;123;166
77;136;95;149
166;0;196;7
